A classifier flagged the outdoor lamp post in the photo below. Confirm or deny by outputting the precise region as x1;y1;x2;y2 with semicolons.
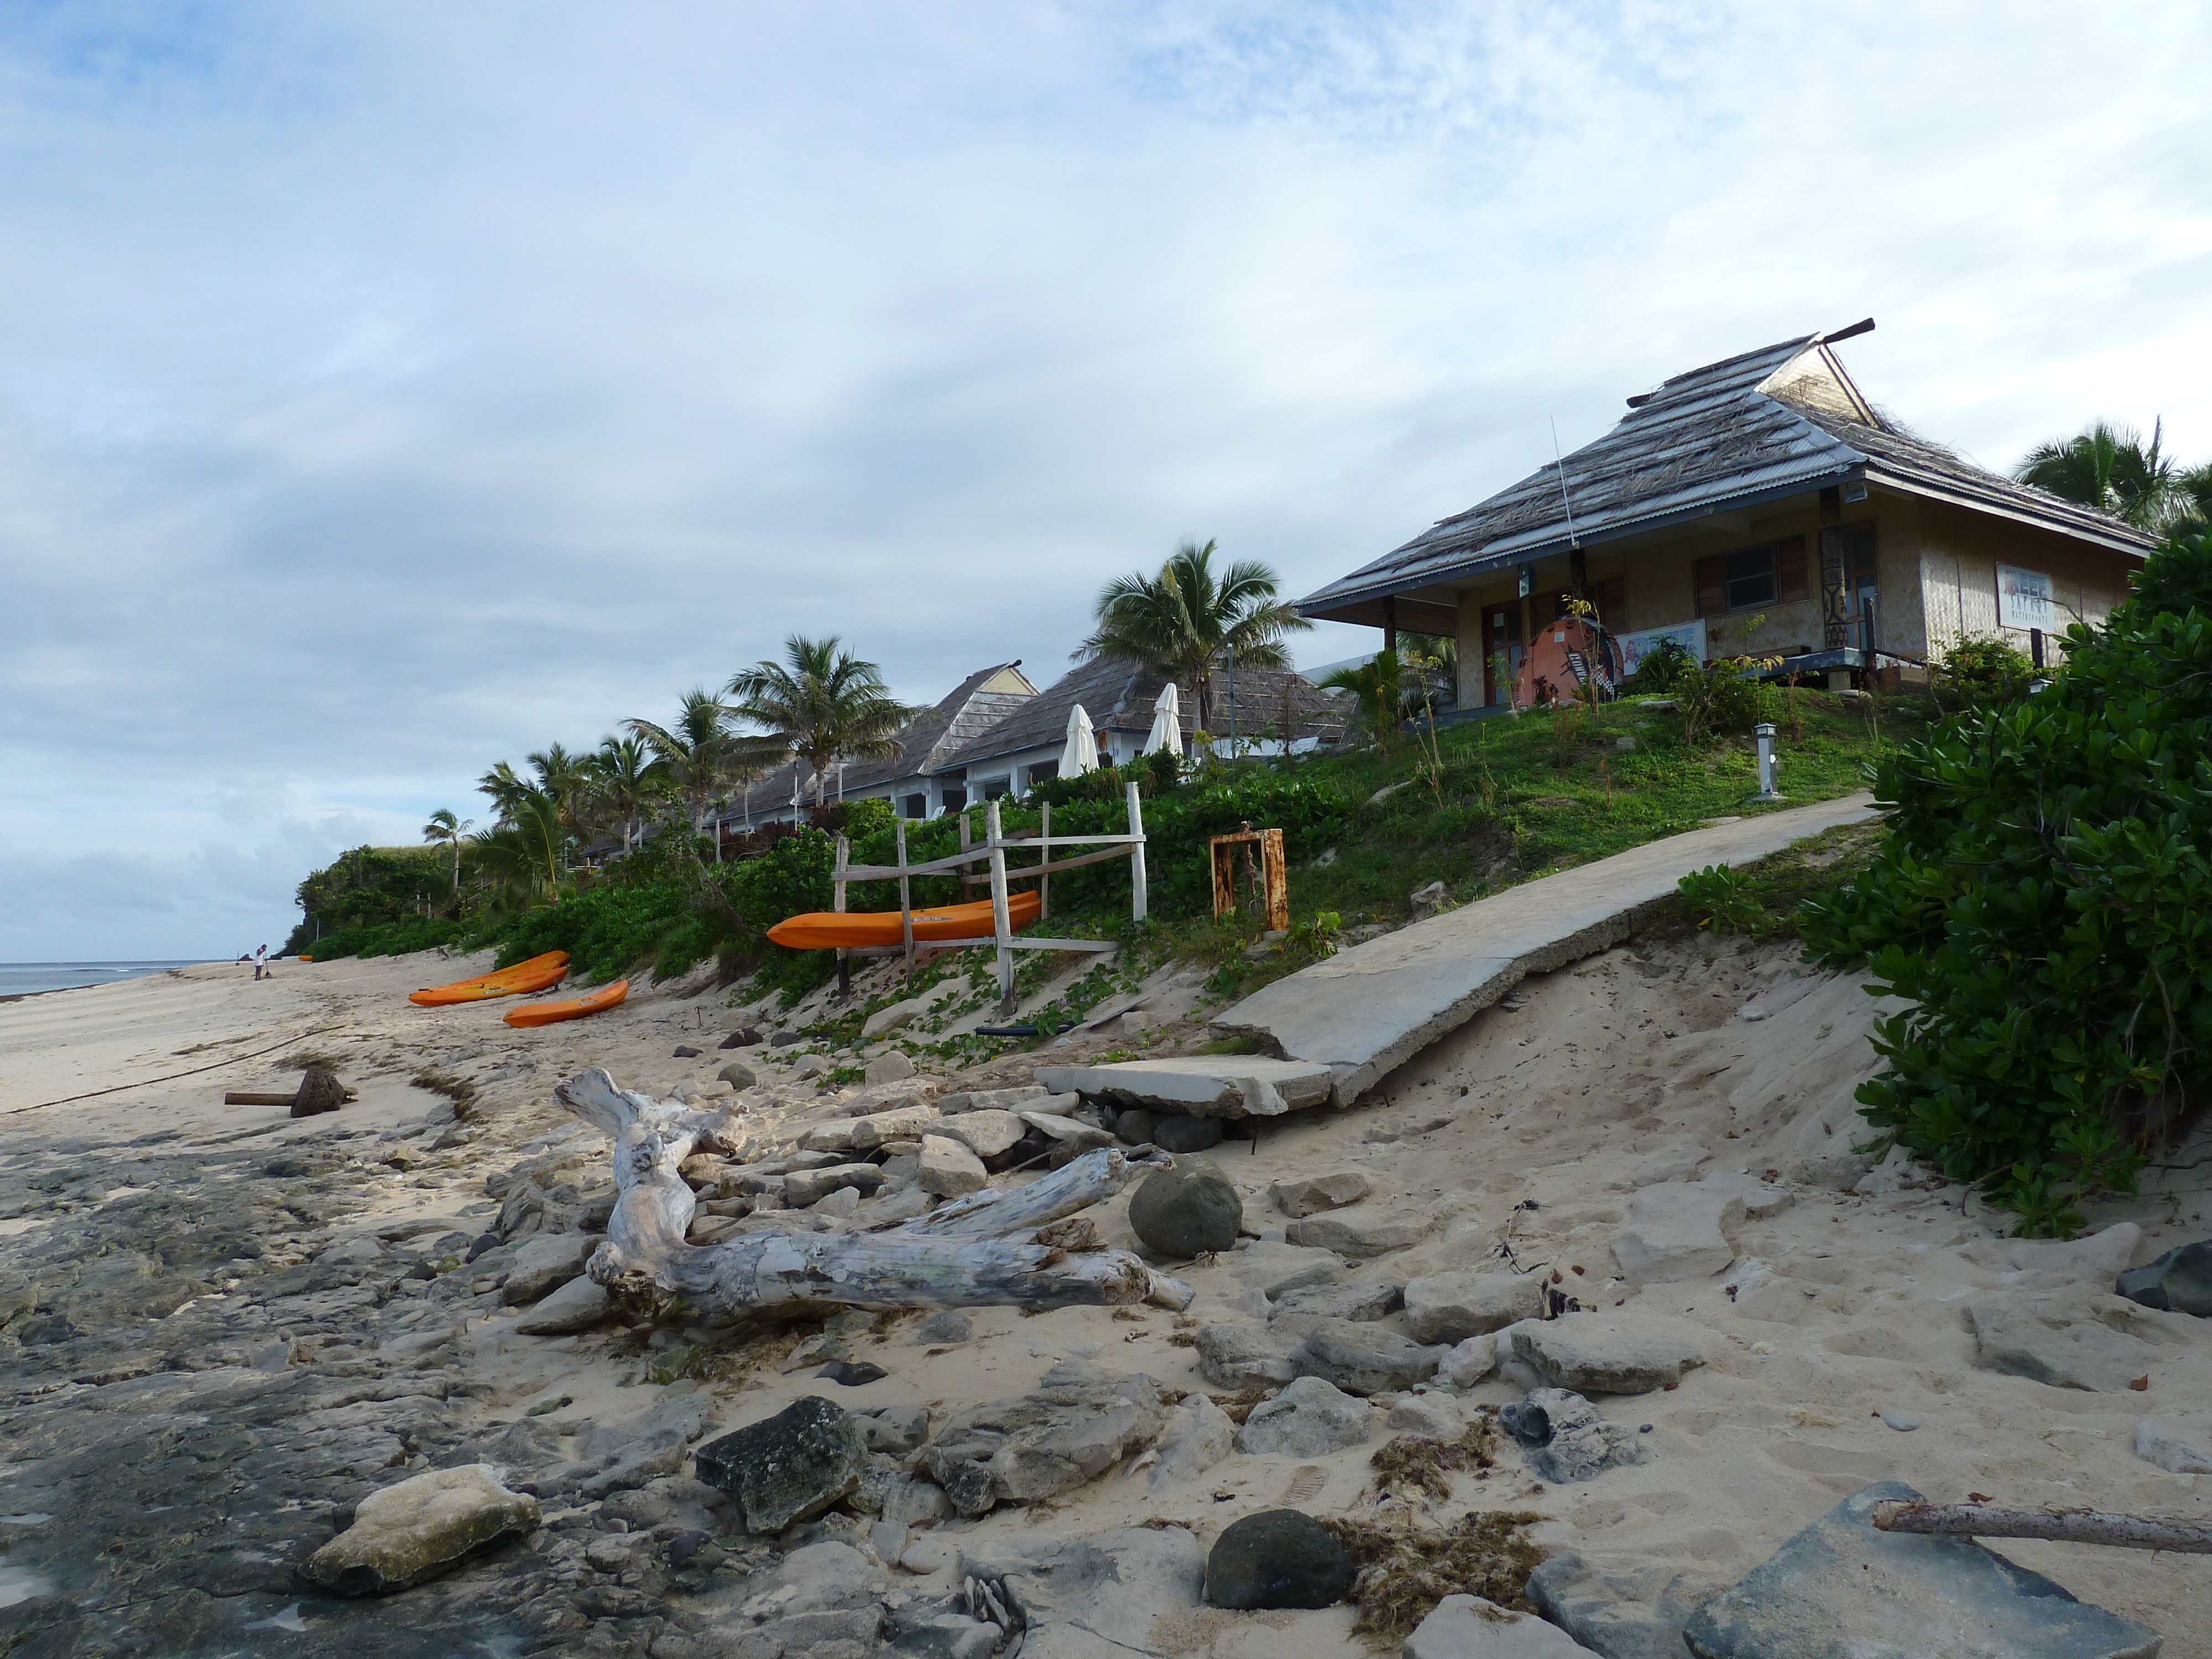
1753;722;1783;802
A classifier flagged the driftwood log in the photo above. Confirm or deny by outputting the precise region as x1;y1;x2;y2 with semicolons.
1870;1500;2212;1555
555;1067;1193;1325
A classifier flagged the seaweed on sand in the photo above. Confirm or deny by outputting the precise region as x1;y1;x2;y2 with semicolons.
1369;1415;1503;1501
1320;1509;1547;1647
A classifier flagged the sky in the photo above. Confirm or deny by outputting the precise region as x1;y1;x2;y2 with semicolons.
2;2;2208;961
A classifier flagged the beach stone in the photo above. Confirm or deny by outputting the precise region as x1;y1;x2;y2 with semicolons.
923;1360;1168;1512
1229;1241;1345;1300
500;1232;596;1305
291;1062;349;1118
1035;1056;1333;1118
1196;1324;1298;1390
1287;1318;1442;1395
1269;1171;1373;1218
770;1030;805;1046
1115;1108;1157;1146
812;1186;862;1220
1149;1392;1237;1491
864;1051;917;1086
790;1053;829;1078
302;1464;539;1595
1404;1269;1545;1344
2134;1416;2212;1473
803;1120;860;1153
936;1108;1027;1159
917;1309;973;1345
1608;1180;1754;1285
1506;1317;1705;1396
1204;1509;1355;1609
785;1163;886;1207
1681;1480;2160;1659
1525;1553;1699;1659
1386;1391;1465;1439
861;1404;930;1453
512;1272;613;1335
851;1104;939;1150
917;1135;988;1198
862;997;930;1039
1271;1278;1402;1323
1152;1113;1224;1154
1968;1221;2145;1281
818;1358;884;1385
2117;1239;2212;1316
721;1027;762;1048
1501;1387;1647;1483
717;1060;759;1089
1128;1163;1242;1258
694;1395;868;1533
672;1044;701;1058
1285;1208;1434;1260
1439;1333;1501;1388
879;1474;956;1526
1964;1289;2177;1391
1406;1594;1604;1657
937;1084;1047;1115
961;1526;1203;1653
1237;1375;1375;1456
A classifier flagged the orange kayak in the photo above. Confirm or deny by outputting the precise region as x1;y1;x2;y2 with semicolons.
504;979;629;1027
409;950;570;1006
768;890;1044;951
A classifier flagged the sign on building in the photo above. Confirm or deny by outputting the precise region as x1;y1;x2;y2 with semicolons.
1996;565;2056;632
1615;619;1707;676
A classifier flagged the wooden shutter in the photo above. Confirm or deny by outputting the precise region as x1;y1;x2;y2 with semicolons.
1693;555;1726;618
1775;535;1809;603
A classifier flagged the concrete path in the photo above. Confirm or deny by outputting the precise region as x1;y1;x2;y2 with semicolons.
1212;792;1879;1106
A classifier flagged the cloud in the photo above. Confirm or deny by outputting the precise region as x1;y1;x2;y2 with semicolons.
2;1;2208;958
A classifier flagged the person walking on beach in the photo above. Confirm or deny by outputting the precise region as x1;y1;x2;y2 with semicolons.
254;945;268;981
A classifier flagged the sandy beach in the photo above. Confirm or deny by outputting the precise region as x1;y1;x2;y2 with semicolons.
2;941;2207;1655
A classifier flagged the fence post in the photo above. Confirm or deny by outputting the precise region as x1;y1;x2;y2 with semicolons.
986;799;1015;1016
834;834;851;1000
1126;780;1148;922
1039;800;1051;919
895;817;914;987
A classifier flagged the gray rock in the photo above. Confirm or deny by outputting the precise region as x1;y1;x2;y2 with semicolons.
1404;1269;1544;1344
302;1464;539;1595
1500;1388;1647;1483
512;1272;612;1335
1406;1594;1604;1657
1386;1391;1466;1439
721;1026;762;1048
937;1084;1048;1115
1285;1207;1434;1259
2117;1239;2212;1316
2135;1416;2212;1473
878;1473;956;1526
693;1394;869;1533
960;1526;1203;1656
1237;1374;1375;1456
851;1104;940;1150
1153;1113;1225;1154
862;1404;930;1454
1115;1108;1157;1146
1438;1333;1501;1389
1196;1323;1298;1390
1269;1170;1374;1218
1204;1509;1355;1609
918;1135;988;1198
864;1051;918;1086
1525;1554;1699;1659
1287;1316;1443;1394
1271;1277;1402;1323
1128;1162;1242;1258
1034;1056;1333;1117
1149;1392;1236;1491
784;1162;887;1207
934;1108;1027;1160
1965;1290;2178;1391
921;1360;1168;1514
1682;1481;2161;1659
917;1309;973;1345
292;1062;350;1118
862;997;930;1040
500;1232;597;1305
1229;1240;1347;1300
1507;1317;1705;1396
717;1060;759;1090
1608;1180;1749;1285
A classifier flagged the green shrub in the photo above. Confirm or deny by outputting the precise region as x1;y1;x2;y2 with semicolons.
1676;864;1761;934
1674;659;1765;744
1932;633;2033;711
298;916;469;961
1623;637;1697;695
1801;530;2212;1235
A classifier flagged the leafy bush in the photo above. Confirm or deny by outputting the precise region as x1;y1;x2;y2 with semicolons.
1673;658;1766;744
1801;530;2212;1235
1675;864;1761;934
298;916;470;961
1932;633;2033;711
1623;637;1697;695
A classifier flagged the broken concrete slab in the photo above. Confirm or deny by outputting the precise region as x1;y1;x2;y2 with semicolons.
1681;1481;2161;1659
1404;1269;1544;1344
1209;794;1877;1105
1034;1056;1334;1119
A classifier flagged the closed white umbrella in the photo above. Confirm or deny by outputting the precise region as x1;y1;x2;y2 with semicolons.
1060;703;1100;776
1145;682;1184;757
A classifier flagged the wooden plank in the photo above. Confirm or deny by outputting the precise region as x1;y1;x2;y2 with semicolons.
1262;825;1289;931
987;799;1015;1015
834;834;851;1001
1127;780;1148;922
843;833;1143;882
896;817;914;986
1039;800;1051;919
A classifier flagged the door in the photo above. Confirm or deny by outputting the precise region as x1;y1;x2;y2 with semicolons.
1843;524;1877;650
1479;601;1525;706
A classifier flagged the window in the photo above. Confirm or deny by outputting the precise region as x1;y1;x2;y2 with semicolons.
1724;548;1776;610
1694;536;1808;618
901;793;927;819
980;778;1010;801
940;787;967;813
1026;760;1058;789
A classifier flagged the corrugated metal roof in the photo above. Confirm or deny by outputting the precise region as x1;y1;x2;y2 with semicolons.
1298;332;2157;621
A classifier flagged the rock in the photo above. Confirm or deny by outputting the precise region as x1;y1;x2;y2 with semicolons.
1271;1279;1402;1323
802;1120;862;1152
694;1395;869;1533
770;1029;805;1046
819;1359;886;1386
862;1404;930;1453
512;1273;613;1334
1285;1208;1434;1260
2134;1416;2212;1473
922;1360;1168;1514
1404;1270;1544;1344
1035;1056;1334;1118
1966;1221;2145;1281
1237;1375;1375;1456
1288;1318;1443;1395
1410;879;1449;915
810;1185;860;1220
302;1464;539;1595
1386;1391;1465;1439
291;1062;350;1117
1153;1114;1224;1154
1229;1241;1346;1300
937;1084;1048;1115
1204;1509;1356;1609
500;1232;597;1305
1439;1333;1500;1388
1149;1393;1235;1491
1525;1553;1700;1659
1196;1324;1298;1390
673;1044;701;1058
1406;1594;1605;1657
1269;1171;1374;1218
1880;1411;1921;1432
785;1163;888;1207
721;1027;763;1048
1128;1162;1242;1258
1608;1177;1783;1285
864;1051;917;1086
1964;1289;2180;1391
917;1309;973;1345
917;1135;988;1198
862;998;930;1040
2117;1239;2212;1316
790;1053;830;1078
880;1474;956;1526
1506;1317;1705;1396
935;1109;1027;1160
851;1104;940;1151
1115;1108;1157;1146
960;1526;1203;1654
1681;1481;2161;1659
717;1060;759;1090
1019;1110;1118;1161
1501;1387;1647;1483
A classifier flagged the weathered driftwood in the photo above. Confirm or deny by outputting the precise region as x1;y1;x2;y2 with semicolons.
555;1067;1193;1324
1870;1500;2212;1555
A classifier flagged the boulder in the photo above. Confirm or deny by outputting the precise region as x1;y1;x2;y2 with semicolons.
1229;1241;1346;1301
1404;1269;1544;1344
1149;1392;1236;1491
1128;1162;1242;1258
1500;1387;1647;1483
861;997;930;1040
291;1062;351;1118
935;1109;1027;1160
1966;1222;2145;1281
1507;1317;1705;1396
302;1464;539;1595
802;1121;863;1153
860;1404;931;1454
717;1060;759;1090
500;1232;597;1305
1115;1108;1157;1147
1035;1056;1333;1118
1682;1481;2161;1659
916;1309;973;1345
1286;1318;1442;1395
1269;1170;1374;1218
1386;1391;1465;1440
1965;1289;2179;1391
2117;1239;2212;1316
1204;1509;1355;1609
812;1187;861;1220
917;1135;989;1198
512;1273;612;1335
2135;1416;2212;1474
851;1104;940;1151
922;1360;1168;1514
1237;1375;1375;1457
693;1395;869;1533
1525;1553;1700;1659
1285;1208;1434;1260
959;1526;1202;1655
1152;1114;1224;1154
1439;1333;1501;1389
1195;1324;1297;1390
1608;1180;1754;1285
937;1084;1048;1115
1406;1595;1604;1658
864;1051;917;1086
720;1027;762;1049
784;1163;886;1207
1271;1279;1402;1323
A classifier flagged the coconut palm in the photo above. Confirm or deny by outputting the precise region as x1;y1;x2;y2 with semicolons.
583;734;664;854
527;743;594;831
626;688;773;853
2014;420;2181;530
420;808;472;899
1398;632;1458;718
477;760;534;825
1077;539;1311;731
1318;650;1405;751
469;789;566;905
725;637;916;810
2180;462;2212;534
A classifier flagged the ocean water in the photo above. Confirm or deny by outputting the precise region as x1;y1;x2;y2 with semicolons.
0;961;207;999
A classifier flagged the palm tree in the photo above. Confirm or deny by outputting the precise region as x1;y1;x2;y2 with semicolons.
1399;632;1458;718
725;637;915;810
626;688;771;853
1077;539;1311;731
527;743;593;831
2180;462;2212;534
477;760;534;825
583;734;664;853
421;808;472;900
1318;650;1405;752
2014;420;2180;530
469;790;566;905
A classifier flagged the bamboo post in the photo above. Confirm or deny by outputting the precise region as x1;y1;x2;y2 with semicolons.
986;799;1015;1016
1039;800;1051;919
896;817;915;988
1126;780;1147;921
834;834;851;1001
